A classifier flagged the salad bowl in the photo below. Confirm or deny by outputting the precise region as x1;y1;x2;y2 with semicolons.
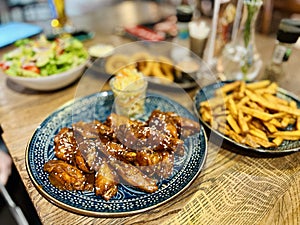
2;62;88;91
0;36;89;91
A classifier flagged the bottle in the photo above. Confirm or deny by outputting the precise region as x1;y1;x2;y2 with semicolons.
176;4;193;39
264;19;300;83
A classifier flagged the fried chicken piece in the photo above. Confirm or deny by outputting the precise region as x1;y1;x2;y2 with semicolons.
148;110;179;138
54;127;77;164
109;159;158;193
84;172;96;191
105;113;147;131
72;121;100;140
101;141;174;180
95;160;118;201
54;126;93;173
73;121;113;172
76;138;100;171
44;160;87;191
148;110;200;139
75;150;94;173
110;116;184;153
136;150;174;180
102;141;137;164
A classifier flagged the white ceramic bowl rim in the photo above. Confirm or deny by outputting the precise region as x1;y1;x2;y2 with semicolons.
4;60;88;81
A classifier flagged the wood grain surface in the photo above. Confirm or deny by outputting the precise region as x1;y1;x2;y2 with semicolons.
1;2;300;224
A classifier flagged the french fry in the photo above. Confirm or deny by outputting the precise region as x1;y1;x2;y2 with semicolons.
281;117;290;128
269;134;299;141
246;101;265;111
238;110;249;134
269;118;282;128
241;106;273;121
214;106;229;116
227;114;241;134
263;93;289;106
243;134;261;148
263;121;278;133
274;104;300;116
250;119;266;131
245;89;267;105
218;126;230;136
297;117;300;130
219;81;241;94
273;130;300;138
290;100;297;109
237;96;250;107
228;130;244;143
272;112;287;119
249;129;269;142
141;61;154;76
245;134;275;148
201;109;212;123
159;56;174;82
237;81;246;98
277;136;299;141
246;80;271;90
244;114;252;122
218;120;231;133
245;89;300;116
200;96;226;109
272;137;284;146
255;82;278;95
288;117;296;125
255;88;277;95
215;116;227;124
227;97;238;118
152;62;167;79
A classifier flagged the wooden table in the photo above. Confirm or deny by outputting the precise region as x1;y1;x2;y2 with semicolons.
1;2;300;225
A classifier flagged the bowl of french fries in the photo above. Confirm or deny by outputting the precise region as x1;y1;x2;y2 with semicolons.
90;41;208;89
194;80;300;153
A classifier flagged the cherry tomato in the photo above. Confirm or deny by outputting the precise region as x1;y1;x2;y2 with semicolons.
22;65;40;74
0;62;10;70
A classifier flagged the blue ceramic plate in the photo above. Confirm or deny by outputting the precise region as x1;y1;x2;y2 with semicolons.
193;81;300;154
26;91;207;217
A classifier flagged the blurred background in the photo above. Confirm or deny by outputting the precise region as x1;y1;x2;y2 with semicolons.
1;0;300;35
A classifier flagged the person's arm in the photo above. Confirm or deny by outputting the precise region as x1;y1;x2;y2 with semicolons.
0;125;12;185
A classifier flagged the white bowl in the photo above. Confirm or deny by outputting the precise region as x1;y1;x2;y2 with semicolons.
2;61;88;91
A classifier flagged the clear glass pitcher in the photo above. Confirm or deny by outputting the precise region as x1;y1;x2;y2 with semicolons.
220;0;263;81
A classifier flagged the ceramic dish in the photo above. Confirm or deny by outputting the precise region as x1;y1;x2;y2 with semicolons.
2;61;88;91
193;81;300;154
26;91;207;216
89;41;213;90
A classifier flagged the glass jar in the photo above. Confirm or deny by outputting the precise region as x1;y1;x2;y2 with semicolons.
220;0;263;81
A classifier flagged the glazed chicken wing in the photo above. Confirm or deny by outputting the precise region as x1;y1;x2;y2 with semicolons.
44;159;88;191
136;149;174;179
94;160;118;201
54;126;93;173
148;110;200;139
109;159;158;193
54;127;77;164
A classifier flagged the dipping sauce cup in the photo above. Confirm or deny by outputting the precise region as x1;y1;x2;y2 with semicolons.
109;68;148;118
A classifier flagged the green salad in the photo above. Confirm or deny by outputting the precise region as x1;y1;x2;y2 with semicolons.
0;36;89;78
